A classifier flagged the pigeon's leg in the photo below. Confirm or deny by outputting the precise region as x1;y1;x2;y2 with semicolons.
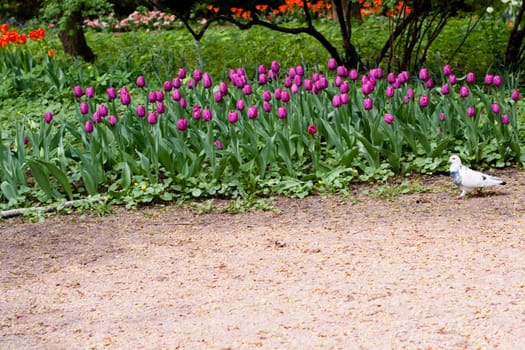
454;189;466;200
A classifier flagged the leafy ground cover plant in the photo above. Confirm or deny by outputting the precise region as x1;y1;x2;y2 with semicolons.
1;58;522;210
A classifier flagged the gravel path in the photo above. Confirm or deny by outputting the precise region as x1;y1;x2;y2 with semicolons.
1;171;525;349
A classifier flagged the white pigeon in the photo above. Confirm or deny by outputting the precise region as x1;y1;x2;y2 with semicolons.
448;155;506;199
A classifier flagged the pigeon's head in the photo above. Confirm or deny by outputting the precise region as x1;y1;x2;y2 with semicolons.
448;155;462;166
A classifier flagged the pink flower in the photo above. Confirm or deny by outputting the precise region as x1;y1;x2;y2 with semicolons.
178;68;186;79
491;102;500;114
202;109;212;122
97;104;108;117
92;111;102;123
459;86;469;98
501;114;510;125
228;111;239;124
202;72;212;88
467;106;475;118
383;113;394;124
214;91;223;103
136;105;146;118
192;105;202;119
236;99;245;111
419;95;429;108
307;124;317;135
466;72;476;84
85;86;95;98
263;101;272;113
147;111;158;125
484;74;493;85
106;87;117;100
108;115;117;126
277;106;287;119
243;84;253;96
441;84;450;95
448;74;457;85
363;97;373;111
136;76;145;88
327;58;337;70
44;111;53;124
163;80;172;91
349;69;359;81
79;102;89;115
418;68;429;81
73;85;83;98
439;112;445;121
176;118;188;131
443;64;452;76
247;106;258;119
171;89;181;101
386;85;395;98
332;95;342;108
493;75;502;87
214;140;223;149
512;89;520;101
84;120;94;133
281;90;290;103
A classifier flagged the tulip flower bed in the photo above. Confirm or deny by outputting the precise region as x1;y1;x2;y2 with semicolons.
1;57;522;210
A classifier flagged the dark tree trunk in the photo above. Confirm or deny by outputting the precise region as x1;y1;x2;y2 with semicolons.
505;0;525;68
58;10;95;63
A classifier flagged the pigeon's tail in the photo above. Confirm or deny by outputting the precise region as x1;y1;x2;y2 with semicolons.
483;176;505;187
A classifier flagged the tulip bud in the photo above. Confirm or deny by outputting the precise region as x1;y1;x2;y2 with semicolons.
383;113;394;124
277;106;287;119
176;118;188;131
85;120;94;133
73;85;83;98
44;111;53;124
136;76;146;88
307;124;317;135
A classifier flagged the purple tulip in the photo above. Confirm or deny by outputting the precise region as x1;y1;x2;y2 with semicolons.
349;69;359;81
335;76;343;87
243;84;253;96
362;82;374;95
425;78;434;89
274;88;282;100
370;67;383;79
441;84;450;95
120;88;131;105
187;78;196;89
512;89;520;101
214;140;223;149
23;136;29;145
281;90;290;103
459;86;469;98
85;86;95;98
79;102;89;115
493;75;502;87
484;74;493;85
304;79;313;91
284;77;293;88
172;89;181;101
307;124;317;135
214;91;223;103
340;81;349;94
247;106;258;119
327;58;337;70
258;73;268;85
136;105;146;118
178;68;186;79
136;76;146;88
172;77;181;88
363;97;373;110
406;88;415;98
491;102;500;114
202;109;212;122
277;106;287;119
163;80;173;91
263;101;272;113
106;87;117;100
271;60;280;72
467;106;475;118
332;95;342;108
193;69;202;81
403;95;410;104
443;64;452;76
219;81;228;95
228;111;239;124
419;95;429;108
501;114;510;125
176;118;188;131
258;64;266;74
341;93;349;105
202;72;212;88
386;85;395;98
156;102;165;114
155;90;165;102
383;113;394;124
337;66;348;77
108;115;117;126
449;74;457;85
296;65;304;76
418;67;429;81
44;111;53;124
439;112;445;121
97;104;108;117
85;120;94;133
179;97;187;109
236;99;245;111
148;91;157;103
291;84;299;94
73;85;83;98
466;72;476;84
398;71;409;83
147;111;158;125
92;111;102;123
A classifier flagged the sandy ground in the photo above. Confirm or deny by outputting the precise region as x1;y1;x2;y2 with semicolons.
1;170;525;349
